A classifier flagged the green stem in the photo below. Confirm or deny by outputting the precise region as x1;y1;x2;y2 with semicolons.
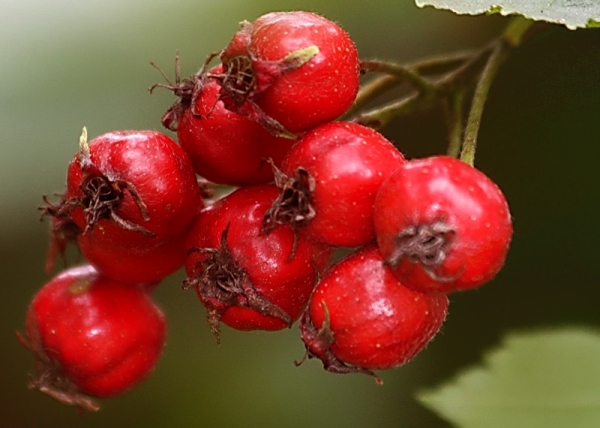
355;92;425;130
361;60;436;95
352;16;536;148
460;16;534;166
459;43;504;166
343;75;402;120
407;51;474;75
503;16;536;47
445;91;465;158
353;49;493;130
345;52;475;120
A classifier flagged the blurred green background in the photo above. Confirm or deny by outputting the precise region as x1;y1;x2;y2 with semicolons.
2;1;599;427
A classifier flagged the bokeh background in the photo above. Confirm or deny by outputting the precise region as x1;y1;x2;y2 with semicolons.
2;1;599;427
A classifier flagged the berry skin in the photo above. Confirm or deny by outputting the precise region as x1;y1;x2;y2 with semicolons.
176;65;295;186
62;129;203;248
184;185;332;340
41;129;204;283
217;11;360;134
299;245;449;383
373;155;513;293
264;121;406;248
77;230;187;285
19;265;167;411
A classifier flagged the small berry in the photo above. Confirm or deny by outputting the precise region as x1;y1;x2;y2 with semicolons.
184;185;332;341
299;245;449;383
18;265;167;411
373;155;513;293
42;129;203;283
175;65;295;185
216;11;360;135
77;230;187;285
55;128;203;248
264;121;406;247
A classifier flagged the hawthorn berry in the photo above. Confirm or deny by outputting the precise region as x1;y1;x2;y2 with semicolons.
264;121;406;248
373;155;513;293
299;245;449;383
173;65;295;186
55;129;203;249
77;230;187;285
183;185;332;340
216;11;360;135
18;265;167;411
41;129;204;283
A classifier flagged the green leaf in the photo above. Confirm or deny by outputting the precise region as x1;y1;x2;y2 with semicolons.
415;1;600;30
417;327;600;428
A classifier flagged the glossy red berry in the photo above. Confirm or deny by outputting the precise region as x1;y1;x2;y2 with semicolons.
175;65;295;185
373;155;513;293
77;231;187;285
217;11;360;135
19;265;167;411
184;185;332;340
41;129;204;283
299;245;449;383
60;129;203;248
264;121;406;247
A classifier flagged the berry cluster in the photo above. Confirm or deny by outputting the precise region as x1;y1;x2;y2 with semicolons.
20;10;513;410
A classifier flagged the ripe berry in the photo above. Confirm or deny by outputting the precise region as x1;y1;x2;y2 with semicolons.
299;245;449;383
57;129;203;249
41;129;204;282
18;265;167;411
77;231;187;285
174;65;295;186
184;185;332;340
373;155;513;293
216;11;360;135
264;121;406;248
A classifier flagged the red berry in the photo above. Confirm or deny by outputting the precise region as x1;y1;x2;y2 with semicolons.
62;129;203;248
19;265;167;411
264;122;406;247
373;155;513;293
176;65;295;185
217;11;360;134
299;245;448;383
184;185;332;340
41;129;204;282
77;231;187;284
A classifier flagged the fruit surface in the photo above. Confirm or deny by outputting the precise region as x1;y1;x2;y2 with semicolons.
265;121;405;247
300;245;449;381
374;155;513;293
218;11;360;134
184;185;332;338
64;130;203;248
77;230;187;285
22;265;167;410
177;66;294;185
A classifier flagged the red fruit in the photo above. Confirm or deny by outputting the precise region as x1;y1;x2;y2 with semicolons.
41;129;203;283
299;245;448;383
19;265;167;411
217;11;360;134
58;129;203;249
175;65;295;185
184;185;332;340
264;122;406;247
373;155;513;293
77;230;187;285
